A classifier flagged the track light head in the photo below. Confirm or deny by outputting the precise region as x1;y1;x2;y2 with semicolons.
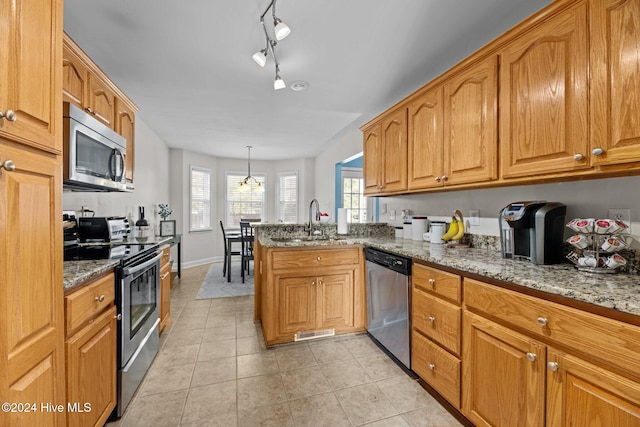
274;18;290;40
252;49;267;67
274;75;286;90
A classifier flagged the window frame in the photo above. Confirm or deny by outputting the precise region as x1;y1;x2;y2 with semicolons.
278;171;298;224
341;167;367;224
189;165;212;232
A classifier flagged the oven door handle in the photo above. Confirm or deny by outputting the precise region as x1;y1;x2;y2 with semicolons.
122;253;162;276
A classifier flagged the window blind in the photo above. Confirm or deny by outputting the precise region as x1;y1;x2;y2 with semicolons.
226;173;265;227
190;166;211;231
279;173;298;223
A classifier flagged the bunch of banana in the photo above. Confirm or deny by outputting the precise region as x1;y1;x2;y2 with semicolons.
442;212;465;241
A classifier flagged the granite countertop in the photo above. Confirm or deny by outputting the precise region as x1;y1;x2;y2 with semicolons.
259;235;640;317
64;259;120;293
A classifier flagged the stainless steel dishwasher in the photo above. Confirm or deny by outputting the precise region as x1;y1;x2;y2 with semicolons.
365;247;412;371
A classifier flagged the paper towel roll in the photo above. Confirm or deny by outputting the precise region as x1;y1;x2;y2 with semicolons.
337;208;349;234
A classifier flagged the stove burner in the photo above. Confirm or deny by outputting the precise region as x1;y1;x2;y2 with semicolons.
64;242;160;266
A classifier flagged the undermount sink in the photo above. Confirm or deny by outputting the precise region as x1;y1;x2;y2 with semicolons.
269;236;346;243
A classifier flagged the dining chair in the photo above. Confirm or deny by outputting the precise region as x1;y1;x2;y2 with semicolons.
220;220;241;278
240;221;255;283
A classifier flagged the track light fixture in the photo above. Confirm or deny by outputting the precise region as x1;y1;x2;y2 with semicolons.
253;0;290;90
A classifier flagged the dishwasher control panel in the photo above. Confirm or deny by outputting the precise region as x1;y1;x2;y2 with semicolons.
364;247;411;275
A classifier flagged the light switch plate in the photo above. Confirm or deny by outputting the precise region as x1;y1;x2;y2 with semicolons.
389;209;396;221
469;210;480;226
608;208;631;233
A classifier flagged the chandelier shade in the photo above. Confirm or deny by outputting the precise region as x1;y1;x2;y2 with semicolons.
239;146;264;193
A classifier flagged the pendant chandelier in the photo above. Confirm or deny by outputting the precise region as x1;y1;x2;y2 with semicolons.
239;146;264;192
252;0;291;90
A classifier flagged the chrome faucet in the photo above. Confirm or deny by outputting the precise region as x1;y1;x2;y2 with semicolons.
308;198;321;236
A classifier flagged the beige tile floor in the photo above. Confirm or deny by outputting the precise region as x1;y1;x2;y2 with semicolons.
107;263;463;427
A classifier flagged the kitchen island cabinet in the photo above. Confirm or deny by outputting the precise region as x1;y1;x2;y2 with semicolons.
0;0;66;425
64;272;117;427
259;245;366;346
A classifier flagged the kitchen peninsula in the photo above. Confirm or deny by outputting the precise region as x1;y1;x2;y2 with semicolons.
254;223;640;425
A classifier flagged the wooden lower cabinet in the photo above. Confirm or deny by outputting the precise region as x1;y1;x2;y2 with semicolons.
159;246;172;333
261;246;365;345
547;349;640;426
64;273;117;427
65;306;117;427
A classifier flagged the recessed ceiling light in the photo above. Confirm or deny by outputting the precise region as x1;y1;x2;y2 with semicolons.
290;80;309;92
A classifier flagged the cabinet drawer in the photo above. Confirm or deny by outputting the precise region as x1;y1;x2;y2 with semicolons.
412;332;461;408
464;278;640;376
413;264;461;303
272;247;360;270
65;272;115;336
413;287;461;355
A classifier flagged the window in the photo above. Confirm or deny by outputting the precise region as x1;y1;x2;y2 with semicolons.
226;172;265;227
278;172;298;223
342;168;367;223
190;166;211;231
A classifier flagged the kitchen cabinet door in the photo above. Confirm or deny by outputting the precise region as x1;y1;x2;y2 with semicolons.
380;108;408;193
317;272;354;330
0;142;65;427
408;85;444;190
443;56;498;186
0;0;62;153
115;97;136;183
363;123;382;194
66;306;117;427
159;260;171;333
63;41;89;109
500;1;589;179
590;0;640;167
546;349;640;427
278;276;317;335
462;311;545;427
87;74;116;129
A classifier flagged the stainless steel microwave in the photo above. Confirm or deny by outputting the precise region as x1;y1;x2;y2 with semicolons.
63;102;130;192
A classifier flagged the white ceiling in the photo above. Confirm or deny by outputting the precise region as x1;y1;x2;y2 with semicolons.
63;0;552;161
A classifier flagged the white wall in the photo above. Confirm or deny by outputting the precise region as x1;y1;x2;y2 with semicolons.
169;149;315;267
63;117;171;229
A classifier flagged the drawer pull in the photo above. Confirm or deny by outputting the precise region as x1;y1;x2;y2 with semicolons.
526;352;537;362
1;159;16;172
428;278;435;286
536;317;548;327
428;363;435;370
95;295;105;303
547;362;559;372
428;316;436;324
317;256;321;261
160;272;170;280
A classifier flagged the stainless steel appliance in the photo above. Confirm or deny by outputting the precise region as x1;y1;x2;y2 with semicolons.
499;201;567;264
63;102;130;192
78;216;130;242
365;247;412;371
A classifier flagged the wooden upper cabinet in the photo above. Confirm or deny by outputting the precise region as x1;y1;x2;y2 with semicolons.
115;98;135;182
444;56;498;186
363;123;382;194
500;1;589;179
408;85;444;190
0;0;62;153
62;43;88;109
590;0;640;167
380;108;408;193
87;74;116;129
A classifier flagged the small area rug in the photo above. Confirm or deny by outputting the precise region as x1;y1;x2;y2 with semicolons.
197;261;254;299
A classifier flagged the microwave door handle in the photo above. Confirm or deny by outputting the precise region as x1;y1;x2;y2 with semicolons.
121;152;127;182
108;149;116;180
115;150;125;182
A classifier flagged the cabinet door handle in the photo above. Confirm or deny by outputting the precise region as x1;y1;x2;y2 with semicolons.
317;256;321;261
526;352;537;362
428;316;436;324
547;362;559;372
114;313;122;321
428;363;435;370
95;295;105;303
592;148;604;156
319;280;323;285
85;107;93;114
311;281;316;286
0;110;17;122
441;175;448;182
161;272;169;280
536;317;548;326
434;176;441;183
1;160;16;172
428;278;435;286
573;153;584;161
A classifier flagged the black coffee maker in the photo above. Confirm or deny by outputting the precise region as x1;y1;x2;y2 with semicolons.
499;201;567;265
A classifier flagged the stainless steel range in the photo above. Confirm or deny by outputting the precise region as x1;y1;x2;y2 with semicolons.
65;216;162;418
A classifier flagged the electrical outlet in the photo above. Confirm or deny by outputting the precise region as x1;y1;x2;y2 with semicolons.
608;208;631;233
389;209;396;221
469;209;480;226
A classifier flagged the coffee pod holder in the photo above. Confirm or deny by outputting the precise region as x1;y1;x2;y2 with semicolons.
565;219;627;274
